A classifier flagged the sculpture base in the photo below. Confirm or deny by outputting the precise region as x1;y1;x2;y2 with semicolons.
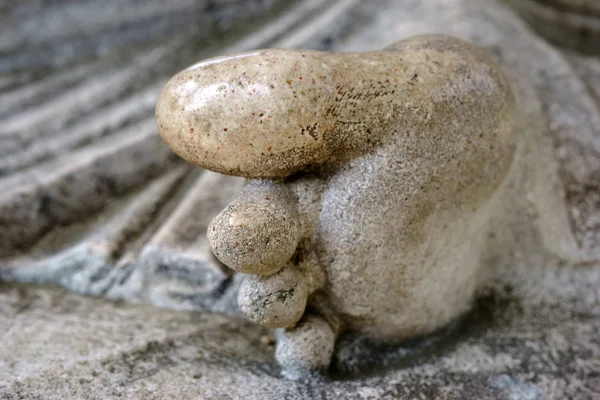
2;276;598;399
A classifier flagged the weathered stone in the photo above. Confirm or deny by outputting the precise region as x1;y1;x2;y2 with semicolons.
157;34;518;376
2;279;600;399
238;265;308;327
157;36;515;180
0;0;599;397
208;180;300;276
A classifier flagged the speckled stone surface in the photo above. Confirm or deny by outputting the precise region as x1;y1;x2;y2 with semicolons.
2;0;599;313
2;276;600;399
157;36;515;179
1;0;600;398
157;34;518;375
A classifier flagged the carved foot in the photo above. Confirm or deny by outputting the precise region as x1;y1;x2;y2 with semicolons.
161;34;518;379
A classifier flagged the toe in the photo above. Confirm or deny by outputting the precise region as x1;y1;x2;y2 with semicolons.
275;313;336;380
208;180;299;276
238;265;308;328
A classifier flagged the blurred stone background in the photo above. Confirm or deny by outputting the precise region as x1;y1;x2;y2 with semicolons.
1;0;599;398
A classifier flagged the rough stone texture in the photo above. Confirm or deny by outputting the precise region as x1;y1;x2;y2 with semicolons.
0;0;600;398
1;276;600;399
0;0;354;313
2;0;597;310
276;313;337;380
208;180;300;276
157;34;518;374
238;265;308;328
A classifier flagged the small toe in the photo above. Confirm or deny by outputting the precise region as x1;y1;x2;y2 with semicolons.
275;313;336;380
238;266;308;328
208;180;299;276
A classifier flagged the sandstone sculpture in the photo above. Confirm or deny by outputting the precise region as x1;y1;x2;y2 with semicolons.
156;34;517;378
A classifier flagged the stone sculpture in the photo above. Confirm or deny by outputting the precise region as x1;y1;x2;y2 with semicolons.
156;34;517;378
1;0;600;397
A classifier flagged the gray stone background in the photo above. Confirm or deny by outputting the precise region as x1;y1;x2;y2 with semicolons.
1;0;599;398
